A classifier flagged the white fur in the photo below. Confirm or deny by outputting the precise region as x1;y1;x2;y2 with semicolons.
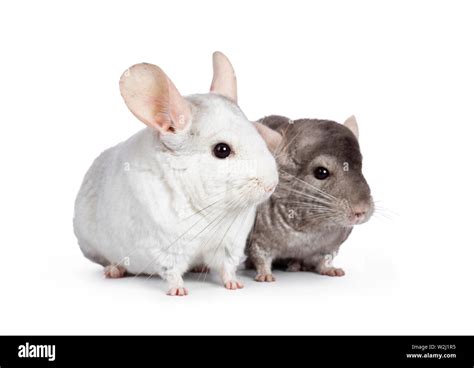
73;93;278;294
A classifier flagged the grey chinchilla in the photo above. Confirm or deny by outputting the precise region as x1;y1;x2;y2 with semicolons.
246;115;374;281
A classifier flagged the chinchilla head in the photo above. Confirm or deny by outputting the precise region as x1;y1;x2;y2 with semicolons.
119;52;278;211
260;115;374;228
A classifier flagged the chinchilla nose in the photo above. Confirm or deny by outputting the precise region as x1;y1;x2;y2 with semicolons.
264;184;276;193
254;178;277;194
350;203;370;224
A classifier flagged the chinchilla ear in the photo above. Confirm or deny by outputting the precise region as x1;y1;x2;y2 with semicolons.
119;63;192;135
344;115;359;140
254;122;283;153
210;51;237;103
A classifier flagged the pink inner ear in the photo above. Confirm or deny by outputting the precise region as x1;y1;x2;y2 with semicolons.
119;63;191;134
167;78;192;131
153;111;173;132
143;95;170;129
254;122;283;153
343;115;359;139
210;51;238;103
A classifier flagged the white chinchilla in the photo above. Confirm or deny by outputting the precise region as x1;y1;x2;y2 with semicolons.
73;52;279;296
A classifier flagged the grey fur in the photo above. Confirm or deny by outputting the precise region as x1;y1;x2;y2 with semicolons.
246;115;374;280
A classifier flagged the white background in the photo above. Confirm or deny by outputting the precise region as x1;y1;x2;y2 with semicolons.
1;0;473;335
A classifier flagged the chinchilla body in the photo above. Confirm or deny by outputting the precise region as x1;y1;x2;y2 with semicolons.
246;115;374;281
74;53;278;295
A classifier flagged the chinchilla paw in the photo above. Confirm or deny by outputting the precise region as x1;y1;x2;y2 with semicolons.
254;273;276;282
224;280;244;290
318;267;345;277
167;287;189;296
104;265;127;278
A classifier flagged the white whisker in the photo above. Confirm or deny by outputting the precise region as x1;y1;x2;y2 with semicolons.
279;168;338;201
277;186;335;207
201;201;249;282
136;189;246;280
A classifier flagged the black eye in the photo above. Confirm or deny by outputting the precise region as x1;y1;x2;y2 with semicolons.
314;166;330;180
213;143;231;159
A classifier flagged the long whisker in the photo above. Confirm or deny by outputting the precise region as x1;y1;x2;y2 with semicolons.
374;206;398;217
305;209;339;215
278;180;336;203
163;198;233;253
277;186;335;207
304;215;335;222
189;188;249;281
279;168;338;201
199;194;249;283
177;196;225;223
272;123;292;158
288;207;339;217
371;200;398;222
200;189;252;282
245;198;259;253
274;122;305;160
137;192;245;280
305;209;341;218
372;209;395;221
177;183;244;223
112;190;231;270
282;201;334;209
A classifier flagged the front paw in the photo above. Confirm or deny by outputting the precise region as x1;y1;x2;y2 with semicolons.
255;273;276;282
318;267;345;277
167;287;189;296
224;280;244;290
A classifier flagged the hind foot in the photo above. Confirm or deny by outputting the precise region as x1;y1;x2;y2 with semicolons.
104;264;127;278
255;273;276;282
318;267;345;277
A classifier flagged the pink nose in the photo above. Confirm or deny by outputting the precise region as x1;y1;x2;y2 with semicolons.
264;185;276;193
350;204;369;224
354;211;366;220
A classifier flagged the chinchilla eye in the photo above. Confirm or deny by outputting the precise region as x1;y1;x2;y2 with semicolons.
213;143;232;159
314;166;330;180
